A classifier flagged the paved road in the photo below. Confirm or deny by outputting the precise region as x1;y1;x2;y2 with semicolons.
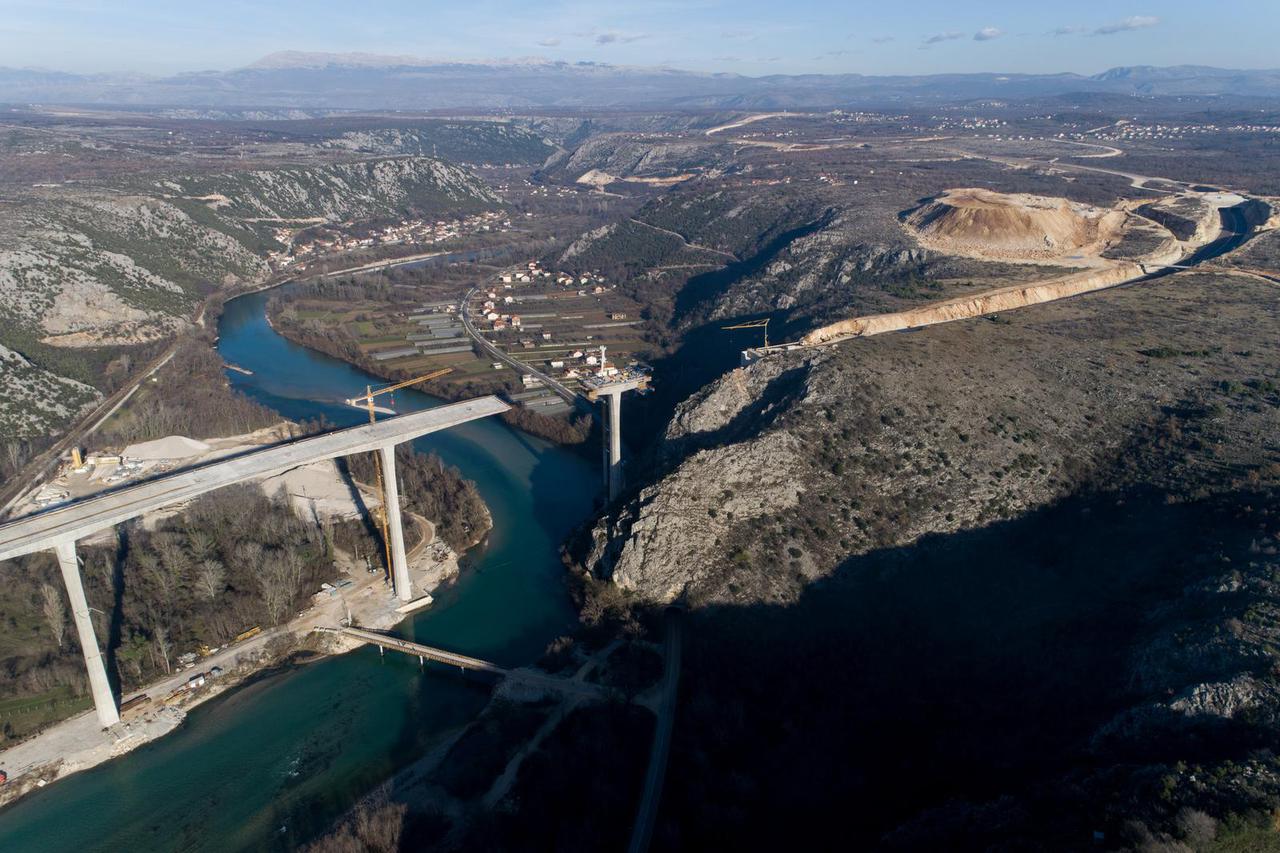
459;283;581;404
628;606;683;853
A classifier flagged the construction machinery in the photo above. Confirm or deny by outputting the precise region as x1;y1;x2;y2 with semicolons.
722;318;771;348
347;368;454;421
347;368;453;573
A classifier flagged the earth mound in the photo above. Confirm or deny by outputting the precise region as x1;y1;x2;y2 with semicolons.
904;188;1125;263
123;435;211;460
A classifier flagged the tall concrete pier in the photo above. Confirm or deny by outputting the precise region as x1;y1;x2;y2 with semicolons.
0;399;508;728
600;388;627;502
580;347;650;503
55;542;118;726
378;445;413;601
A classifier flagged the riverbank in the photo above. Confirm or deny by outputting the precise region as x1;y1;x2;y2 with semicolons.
264;291;593;448
0;287;596;851
0;470;476;808
0;409;494;808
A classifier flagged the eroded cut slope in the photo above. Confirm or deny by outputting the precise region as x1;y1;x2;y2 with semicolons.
904;188;1126;263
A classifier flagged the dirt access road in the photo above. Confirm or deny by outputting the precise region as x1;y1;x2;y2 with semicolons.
0;520;453;802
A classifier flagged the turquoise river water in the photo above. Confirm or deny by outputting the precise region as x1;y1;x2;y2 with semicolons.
0;289;599;850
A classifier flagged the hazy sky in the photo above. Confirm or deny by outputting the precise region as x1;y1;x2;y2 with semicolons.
1;0;1276;76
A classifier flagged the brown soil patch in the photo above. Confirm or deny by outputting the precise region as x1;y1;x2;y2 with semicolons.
904;188;1126;264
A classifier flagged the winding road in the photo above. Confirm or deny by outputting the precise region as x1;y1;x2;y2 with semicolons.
459;283;580;404
627;606;683;853
627;217;737;260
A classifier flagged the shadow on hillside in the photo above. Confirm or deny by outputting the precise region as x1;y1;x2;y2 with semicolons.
656;486;1274;850
622;211;834;451
629;311;789;453
671;212;833;320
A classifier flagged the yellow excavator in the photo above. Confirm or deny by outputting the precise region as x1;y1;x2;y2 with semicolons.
722;318;771;348
346;368;452;572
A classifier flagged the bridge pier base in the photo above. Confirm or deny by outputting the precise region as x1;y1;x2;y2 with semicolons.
379;444;413;602
54;541;119;727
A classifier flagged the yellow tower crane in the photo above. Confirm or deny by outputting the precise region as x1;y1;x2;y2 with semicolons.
721;318;771;348
347;368;452;573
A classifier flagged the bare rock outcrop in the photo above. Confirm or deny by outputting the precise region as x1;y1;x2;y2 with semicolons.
586;430;806;603
582;271;1280;606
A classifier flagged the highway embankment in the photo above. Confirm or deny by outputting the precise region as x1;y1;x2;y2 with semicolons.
802;261;1144;345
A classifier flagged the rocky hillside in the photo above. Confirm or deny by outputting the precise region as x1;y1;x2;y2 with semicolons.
0;345;100;440
554;154;1139;339
539;134;734;184
571;268;1280;847
0;190;266;348
0;155;498;441
320;122;556;165
583;271;1280;605
154;156;497;225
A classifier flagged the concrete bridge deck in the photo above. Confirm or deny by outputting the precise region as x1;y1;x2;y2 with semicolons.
324;626;610;699
0;397;509;727
331;625;508;674
0;398;507;561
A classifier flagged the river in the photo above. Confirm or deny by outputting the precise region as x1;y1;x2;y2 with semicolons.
0;289;599;850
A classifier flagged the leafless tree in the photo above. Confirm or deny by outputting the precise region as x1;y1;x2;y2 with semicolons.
303;792;406;853
233;541;265;573
154;532;192;580
257;549;302;625
281;549;305;596
136;551;175;607
41;582;67;648
1175;809;1217;847
152;625;172;675
89;549;114;589
186;531;217;563
197;559;226;601
4;441;23;472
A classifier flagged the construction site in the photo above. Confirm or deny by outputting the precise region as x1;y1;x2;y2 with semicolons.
0;399;506;804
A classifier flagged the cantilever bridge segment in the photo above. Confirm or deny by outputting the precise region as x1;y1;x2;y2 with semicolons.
0;397;509;727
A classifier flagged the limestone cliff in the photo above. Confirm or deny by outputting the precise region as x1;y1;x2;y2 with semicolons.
582;271;1280;606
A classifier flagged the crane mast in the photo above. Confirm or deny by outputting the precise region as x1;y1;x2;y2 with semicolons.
347;368;452;576
721;318;771;348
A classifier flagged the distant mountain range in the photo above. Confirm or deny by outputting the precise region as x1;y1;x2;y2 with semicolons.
3;53;1279;110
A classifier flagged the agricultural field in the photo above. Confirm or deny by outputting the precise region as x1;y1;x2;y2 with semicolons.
474;263;652;379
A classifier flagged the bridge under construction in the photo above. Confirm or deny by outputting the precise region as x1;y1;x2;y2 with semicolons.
0;398;509;728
